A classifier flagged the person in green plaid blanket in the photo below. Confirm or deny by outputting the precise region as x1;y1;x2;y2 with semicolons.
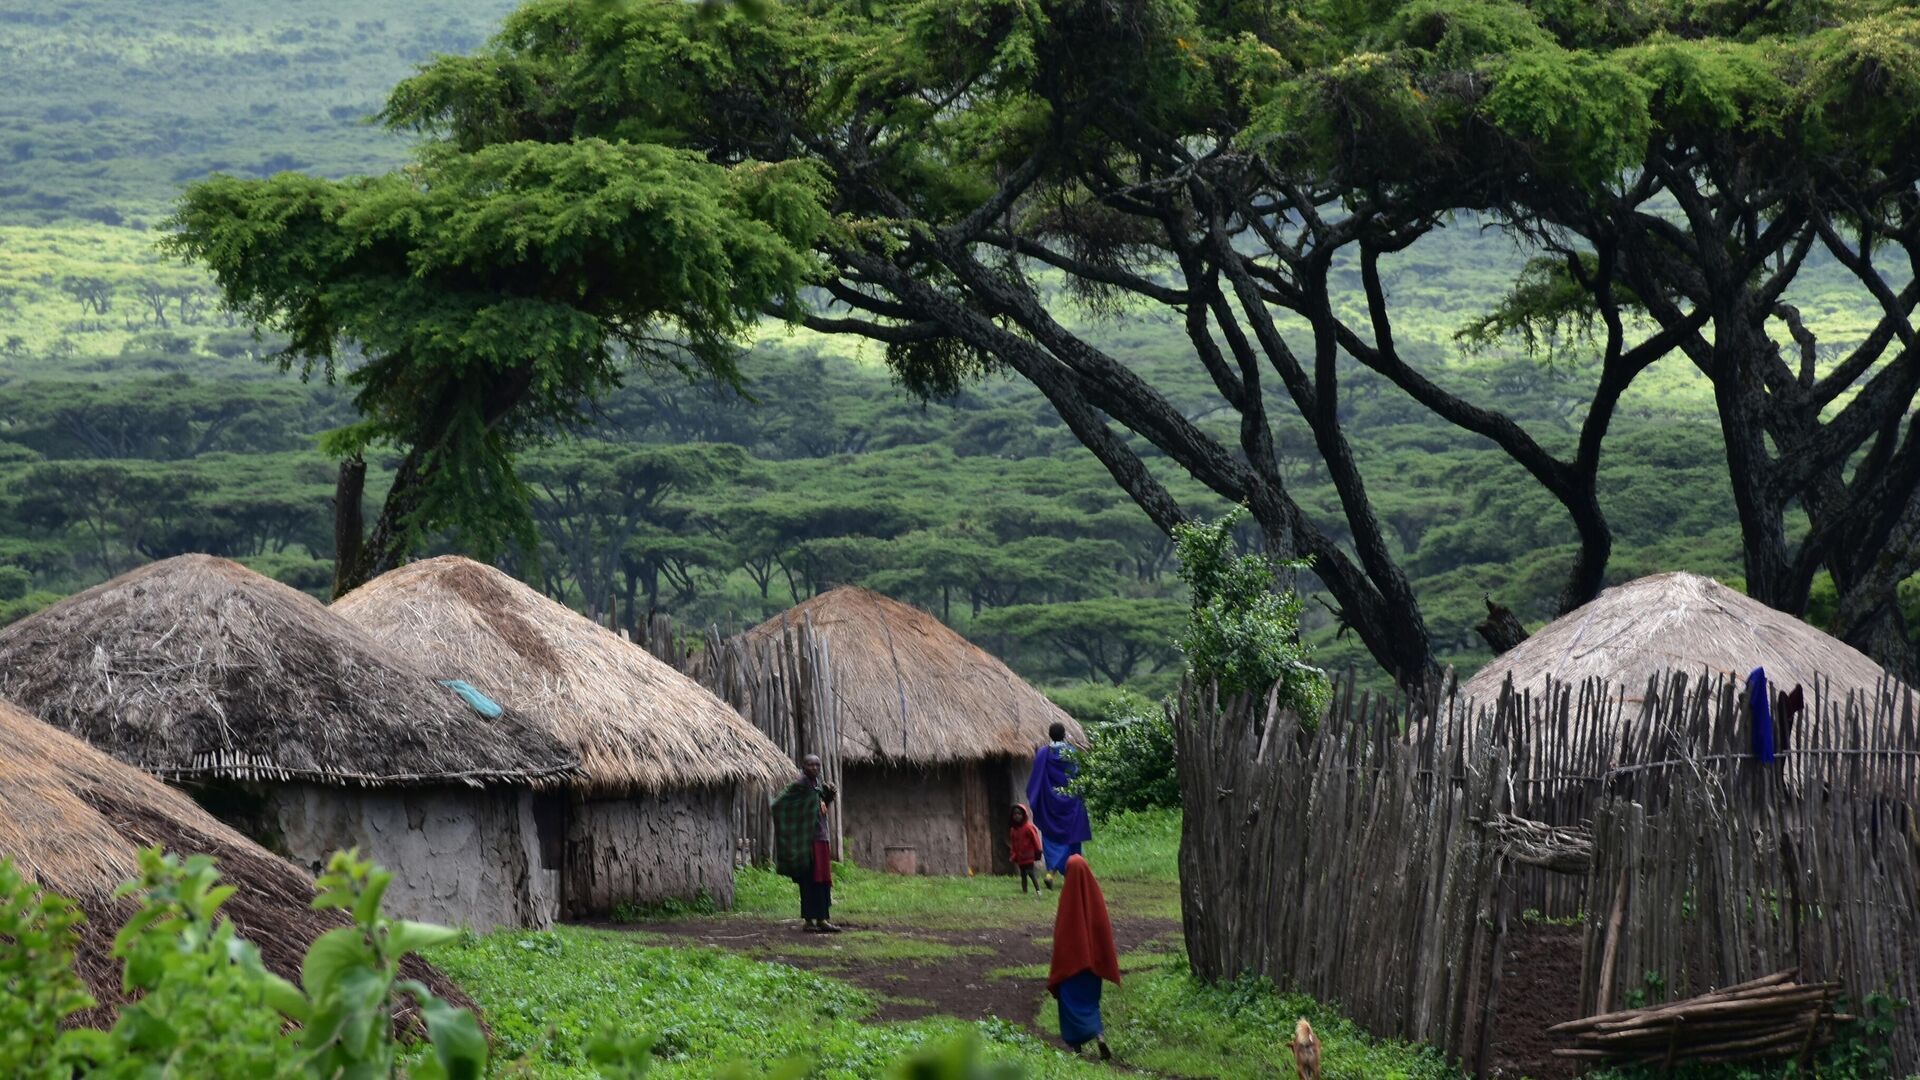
772;754;840;932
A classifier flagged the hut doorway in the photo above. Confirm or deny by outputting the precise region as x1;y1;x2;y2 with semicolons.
964;759;1013;874
532;790;566;871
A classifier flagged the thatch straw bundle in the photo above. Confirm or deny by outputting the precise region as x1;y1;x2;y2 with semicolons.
334;557;792;795
0;697;467;1025
0;555;575;787
1462;572;1908;708
742;586;1084;765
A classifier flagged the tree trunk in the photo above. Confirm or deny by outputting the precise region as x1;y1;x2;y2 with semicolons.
1476;598;1530;657
330;456;366;600
337;447;431;597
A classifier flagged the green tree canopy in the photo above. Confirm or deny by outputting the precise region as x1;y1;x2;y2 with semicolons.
174;0;1920;683
167;129;831;595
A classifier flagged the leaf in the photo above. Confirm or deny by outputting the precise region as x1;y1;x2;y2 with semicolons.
418;992;487;1080
301;927;368;998
352;868;393;926
385;919;459;957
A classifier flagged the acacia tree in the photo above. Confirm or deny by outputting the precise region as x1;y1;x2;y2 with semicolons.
266;0;1920;682
1266;3;1920;675
168;138;829;597
382;0;1680;688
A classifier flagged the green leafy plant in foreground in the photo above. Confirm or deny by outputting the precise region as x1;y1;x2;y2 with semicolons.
0;860;96;1077
0;848;493;1078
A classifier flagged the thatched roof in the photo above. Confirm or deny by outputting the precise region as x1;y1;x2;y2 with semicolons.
0;555;576;788
1461;572;1909;707
334;557;792;795
0;696;468;1026
741;586;1084;766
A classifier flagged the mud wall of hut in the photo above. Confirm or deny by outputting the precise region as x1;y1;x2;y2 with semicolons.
562;786;736;916
843;758;1022;875
253;782;558;931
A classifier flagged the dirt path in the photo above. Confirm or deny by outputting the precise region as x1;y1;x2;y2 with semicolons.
600;915;1180;1033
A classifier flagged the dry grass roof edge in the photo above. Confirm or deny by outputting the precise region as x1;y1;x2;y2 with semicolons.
740;586;1085;767
0;695;469;1026
1461;571;1912;710
334;557;793;795
0;555;578;789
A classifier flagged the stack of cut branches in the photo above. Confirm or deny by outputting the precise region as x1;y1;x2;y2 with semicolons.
1550;970;1845;1069
1473;813;1592;873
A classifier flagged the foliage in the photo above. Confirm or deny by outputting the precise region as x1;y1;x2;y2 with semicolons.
1173;508;1331;720
5;0;1915;700
0;861;95;1078
973;598;1182;685
165;136;831;579
1072;693;1181;820
0;848;484;1079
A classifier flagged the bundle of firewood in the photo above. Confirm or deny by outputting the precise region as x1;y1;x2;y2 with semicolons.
1550;970;1845;1068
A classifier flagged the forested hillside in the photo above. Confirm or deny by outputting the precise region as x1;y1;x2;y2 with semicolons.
0;0;1904;694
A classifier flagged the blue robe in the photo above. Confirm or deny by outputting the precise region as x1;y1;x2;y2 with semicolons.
1055;970;1104;1047
1027;743;1093;860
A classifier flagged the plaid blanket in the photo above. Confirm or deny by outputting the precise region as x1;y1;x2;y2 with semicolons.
771;778;822;880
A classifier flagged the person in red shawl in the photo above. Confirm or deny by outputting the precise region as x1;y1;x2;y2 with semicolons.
1008;804;1044;893
1048;854;1120;1059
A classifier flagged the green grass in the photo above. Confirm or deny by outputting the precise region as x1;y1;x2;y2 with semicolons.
731;810;1182;927
763;933;994;964
426;809;1474;1078
428;927;1113;1079
1086;955;1459;1080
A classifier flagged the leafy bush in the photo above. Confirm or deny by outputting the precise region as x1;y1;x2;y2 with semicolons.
1074;693;1180;820
1172;507;1331;722
0;847;486;1079
2;849;1109;1079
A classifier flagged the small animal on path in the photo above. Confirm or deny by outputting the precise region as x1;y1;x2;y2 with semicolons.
1289;1017;1321;1080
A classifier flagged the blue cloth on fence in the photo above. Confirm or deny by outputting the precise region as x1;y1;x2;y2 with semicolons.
1042;837;1083;874
1055;970;1105;1047
440;679;504;719
1748;666;1776;765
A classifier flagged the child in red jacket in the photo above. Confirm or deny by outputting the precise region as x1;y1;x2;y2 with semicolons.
1009;804;1044;893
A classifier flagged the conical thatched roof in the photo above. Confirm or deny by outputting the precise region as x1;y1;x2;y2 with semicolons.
334;557;792;795
1461;572;1908;707
741;586;1084;766
0;696;467;1026
0;555;576;788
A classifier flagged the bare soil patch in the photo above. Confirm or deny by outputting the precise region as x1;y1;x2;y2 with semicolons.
1483;924;1585;1080
603;914;1179;1032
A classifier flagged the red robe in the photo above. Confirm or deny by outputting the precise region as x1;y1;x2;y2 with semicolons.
1048;854;1121;993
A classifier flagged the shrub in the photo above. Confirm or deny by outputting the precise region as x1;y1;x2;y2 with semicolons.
0;850;1058;1078
0;848;486;1079
1075;693;1180;820
1172;506;1331;723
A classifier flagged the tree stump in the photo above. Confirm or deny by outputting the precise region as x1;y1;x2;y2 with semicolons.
1475;597;1529;656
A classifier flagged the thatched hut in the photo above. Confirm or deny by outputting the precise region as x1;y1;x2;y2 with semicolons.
0;696;469;1026
1461;571;1910;709
0;555;578;931
334;556;793;915
741;587;1085;876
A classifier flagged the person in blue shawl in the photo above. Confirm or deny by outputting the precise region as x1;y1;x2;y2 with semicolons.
1026;721;1093;889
